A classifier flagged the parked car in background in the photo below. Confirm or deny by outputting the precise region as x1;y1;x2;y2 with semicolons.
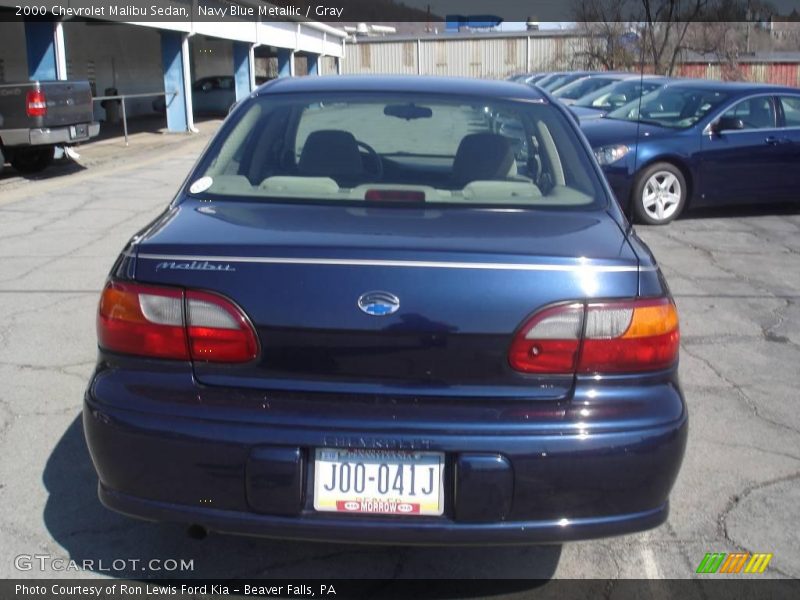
511;73;548;86
153;75;271;116
571;76;671;121
0;79;99;173
85;75;686;545
582;81;800;224
536;71;593;93
191;76;237;115
532;72;560;89
153;75;235;115
551;72;630;105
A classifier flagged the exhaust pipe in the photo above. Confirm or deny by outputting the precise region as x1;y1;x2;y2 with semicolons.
186;524;207;540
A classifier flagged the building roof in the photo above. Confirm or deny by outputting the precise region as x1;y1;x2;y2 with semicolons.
682;51;800;63
346;28;589;43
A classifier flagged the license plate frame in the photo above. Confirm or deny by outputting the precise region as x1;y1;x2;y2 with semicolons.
313;448;445;517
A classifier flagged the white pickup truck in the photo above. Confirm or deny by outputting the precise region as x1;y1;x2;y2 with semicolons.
0;80;99;173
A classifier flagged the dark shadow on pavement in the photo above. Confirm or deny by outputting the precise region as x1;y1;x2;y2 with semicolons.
43;415;561;590
0;158;86;182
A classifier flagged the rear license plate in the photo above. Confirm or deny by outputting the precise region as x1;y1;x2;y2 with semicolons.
313;448;444;516
70;124;88;140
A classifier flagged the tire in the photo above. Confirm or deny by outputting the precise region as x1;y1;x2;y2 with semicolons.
632;162;687;225
10;146;55;174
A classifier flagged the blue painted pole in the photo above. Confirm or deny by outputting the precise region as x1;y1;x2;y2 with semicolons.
277;49;293;78
24;21;57;81
233;42;252;100
160;30;189;132
307;54;319;76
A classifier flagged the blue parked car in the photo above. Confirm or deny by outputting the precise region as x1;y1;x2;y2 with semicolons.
570;76;671;121
536;71;594;92
582;80;800;224
551;72;630;105
85;76;686;545
508;72;548;86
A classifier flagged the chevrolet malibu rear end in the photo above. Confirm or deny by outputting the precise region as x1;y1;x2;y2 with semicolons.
84;76;687;544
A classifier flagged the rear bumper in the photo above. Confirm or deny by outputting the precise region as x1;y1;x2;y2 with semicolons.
1;122;99;147
83;368;688;545
99;484;669;546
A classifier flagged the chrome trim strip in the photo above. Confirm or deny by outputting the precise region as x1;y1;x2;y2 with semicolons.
136;253;655;273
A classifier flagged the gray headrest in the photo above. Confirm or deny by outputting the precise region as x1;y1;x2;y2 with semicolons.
298;130;364;178
452;133;515;186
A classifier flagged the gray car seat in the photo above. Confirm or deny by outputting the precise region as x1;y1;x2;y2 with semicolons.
452;133;515;187
298;130;365;182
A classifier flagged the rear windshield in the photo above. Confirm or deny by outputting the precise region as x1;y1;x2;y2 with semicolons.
192;92;605;209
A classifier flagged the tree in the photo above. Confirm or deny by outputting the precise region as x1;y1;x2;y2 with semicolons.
573;0;639;70
640;0;710;75
572;0;773;76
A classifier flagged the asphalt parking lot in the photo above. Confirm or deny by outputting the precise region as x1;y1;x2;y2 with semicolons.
0;131;798;587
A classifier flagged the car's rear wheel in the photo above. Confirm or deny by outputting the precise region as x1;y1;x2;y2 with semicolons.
10;146;54;174
633;163;686;225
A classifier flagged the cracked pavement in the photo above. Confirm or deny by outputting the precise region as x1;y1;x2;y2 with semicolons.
0;129;798;587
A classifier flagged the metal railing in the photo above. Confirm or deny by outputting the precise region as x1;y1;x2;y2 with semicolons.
92;91;178;146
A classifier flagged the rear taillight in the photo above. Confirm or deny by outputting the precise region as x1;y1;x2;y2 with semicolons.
26;89;47;117
580;298;679;373
509;303;584;374
98;282;187;360
365;189;426;202
186;290;259;362
509;298;679;375
97;281;258;363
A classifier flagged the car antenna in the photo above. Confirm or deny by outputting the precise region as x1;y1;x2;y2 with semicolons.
628;31;647;233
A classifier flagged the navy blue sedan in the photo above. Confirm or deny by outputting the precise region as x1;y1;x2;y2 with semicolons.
570;75;671;121
582;80;800;224
84;76;687;545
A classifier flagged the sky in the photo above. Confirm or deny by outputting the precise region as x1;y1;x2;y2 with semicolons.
400;0;800;21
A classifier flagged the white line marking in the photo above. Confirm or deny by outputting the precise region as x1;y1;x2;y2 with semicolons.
642;546;662;579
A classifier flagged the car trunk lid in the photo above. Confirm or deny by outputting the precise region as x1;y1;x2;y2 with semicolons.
132;199;641;399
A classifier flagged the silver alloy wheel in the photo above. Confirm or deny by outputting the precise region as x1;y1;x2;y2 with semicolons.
641;170;682;222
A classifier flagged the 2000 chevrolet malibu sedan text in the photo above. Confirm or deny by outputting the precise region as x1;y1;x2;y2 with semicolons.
84;76;687;545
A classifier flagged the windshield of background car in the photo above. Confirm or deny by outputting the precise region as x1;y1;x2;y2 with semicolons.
606;86;730;128
553;77;616;100
192;93;606;209
575;79;664;110
540;74;575;91
534;74;559;88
